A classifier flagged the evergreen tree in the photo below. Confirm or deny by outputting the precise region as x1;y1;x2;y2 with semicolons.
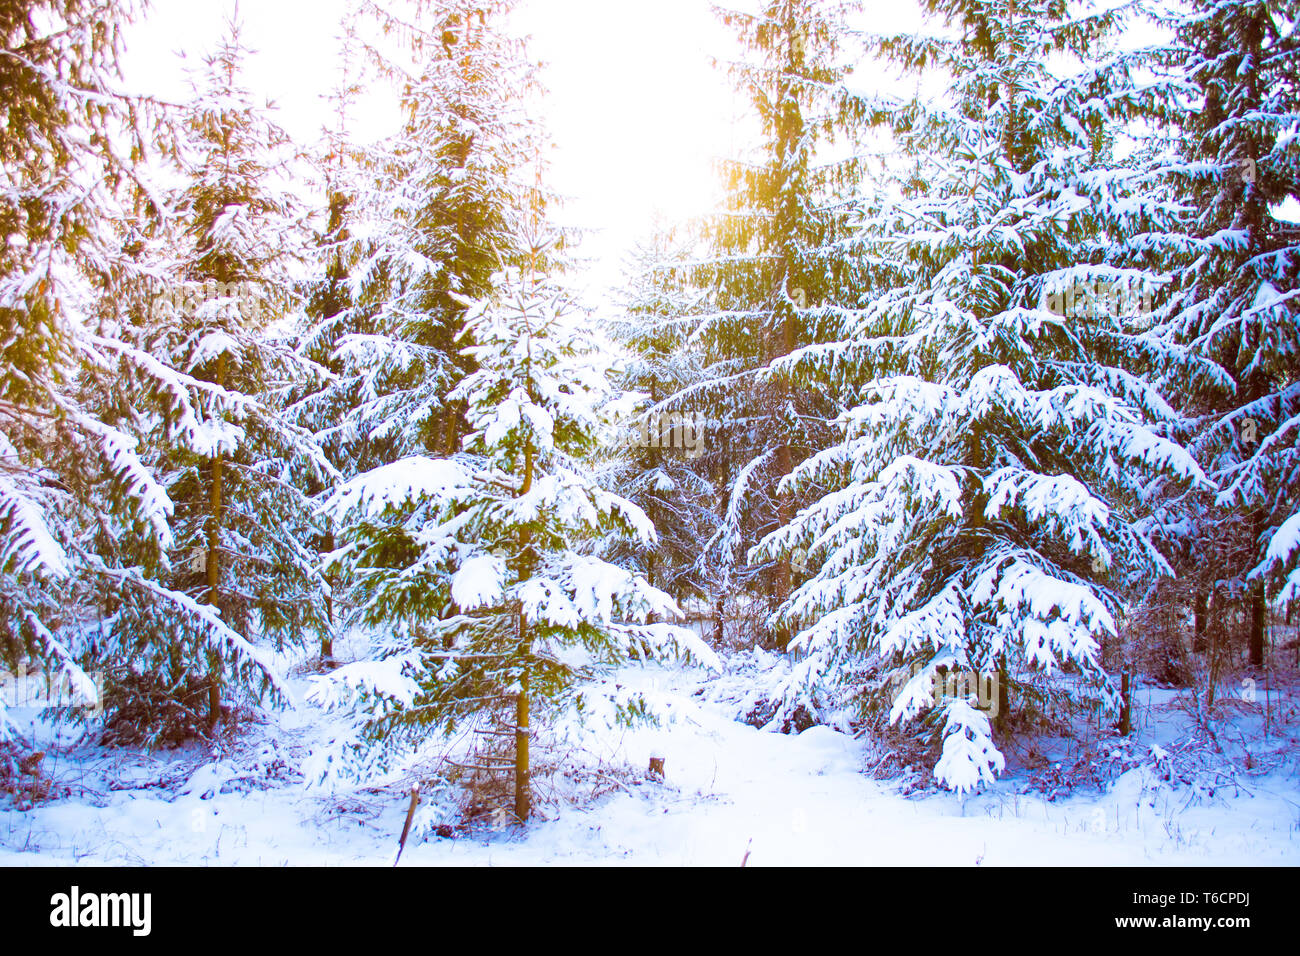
653;0;870;644
297;9;365;662
0;0;178;736
755;0;1208;791
312;244;716;817
1143;0;1300;665
300;5;362;439
99;20;334;736
307;0;545;480
604;229;721;618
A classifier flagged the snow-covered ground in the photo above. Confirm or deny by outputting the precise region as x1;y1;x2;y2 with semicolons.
2;657;1298;866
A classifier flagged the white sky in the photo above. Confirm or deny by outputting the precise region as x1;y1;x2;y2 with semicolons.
121;0;749;293
126;0;1278;297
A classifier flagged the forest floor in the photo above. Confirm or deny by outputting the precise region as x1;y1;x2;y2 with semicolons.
2;648;1299;866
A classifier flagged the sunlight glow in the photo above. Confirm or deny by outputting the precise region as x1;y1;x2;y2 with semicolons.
121;0;742;292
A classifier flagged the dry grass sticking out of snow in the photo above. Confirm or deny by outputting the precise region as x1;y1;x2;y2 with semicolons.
1;648;1297;866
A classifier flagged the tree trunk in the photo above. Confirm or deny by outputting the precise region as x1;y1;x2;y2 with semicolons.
1249;580;1266;668
1192;589;1208;654
513;441;535;823
514;669;530;822
321;528;335;660
995;652;1010;735
770;282;796;651
645;553;658;624
1118;667;1133;736
206;351;227;733
443;401;461;456
1205;622;1220;715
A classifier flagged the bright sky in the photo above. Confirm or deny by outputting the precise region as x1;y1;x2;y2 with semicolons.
121;0;747;293
127;1;1293;296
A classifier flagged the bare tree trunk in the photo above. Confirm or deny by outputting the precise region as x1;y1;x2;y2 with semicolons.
773;302;796;650
1249;580;1266;668
1193;589;1208;653
646;553;658;625
1205;622;1221;716
774;447;793;651
443;401;462;456
513;440;534;822
995;652;1010;735
1118;667;1133;736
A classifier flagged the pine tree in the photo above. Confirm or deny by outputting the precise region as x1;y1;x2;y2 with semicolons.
603;229;721;616
754;0;1209;791
307;0;544;480
1143;0;1300;665
312;242;717;817
297;9;365;662
0;0;179;736
97;19;334;736
652;0;870;644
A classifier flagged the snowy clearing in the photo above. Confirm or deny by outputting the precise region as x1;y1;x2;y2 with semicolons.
3;658;1297;866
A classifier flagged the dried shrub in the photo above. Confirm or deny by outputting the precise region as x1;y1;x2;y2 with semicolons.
1019;738;1145;800
99;670;255;748
0;743;61;809
403;706;658;841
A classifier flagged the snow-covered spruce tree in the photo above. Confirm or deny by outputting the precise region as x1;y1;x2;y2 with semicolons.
0;0;184;736
297;189;353;667
754;0;1209;791
305;0;544;481
295;15;365;662
650;0;870;644
1139;0;1300;665
102;20;335;737
296;0;367;470
312;246;717;819
603;229;722;621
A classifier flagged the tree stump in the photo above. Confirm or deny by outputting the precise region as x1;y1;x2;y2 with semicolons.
648;754;665;780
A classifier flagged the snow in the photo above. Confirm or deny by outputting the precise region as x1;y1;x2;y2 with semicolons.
1264;513;1300;570
1261;512;1300;602
189;331;240;368
450;555;506;610
323;456;471;520
1274;195;1300;224
4;0;1299;872
3;657;1297;866
0;477;70;578
934;699;1006;795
